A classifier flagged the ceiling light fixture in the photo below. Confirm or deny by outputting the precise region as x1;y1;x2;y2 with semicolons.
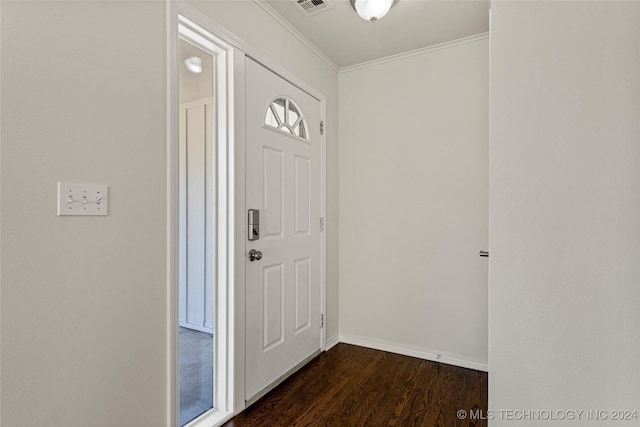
351;0;395;23
184;56;202;74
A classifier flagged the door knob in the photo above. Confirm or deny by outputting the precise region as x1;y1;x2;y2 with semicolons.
248;249;263;261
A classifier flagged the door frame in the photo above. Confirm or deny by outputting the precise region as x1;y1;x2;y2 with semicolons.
166;1;328;423
168;4;236;427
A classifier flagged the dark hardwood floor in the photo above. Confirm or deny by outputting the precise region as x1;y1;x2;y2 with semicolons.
224;343;488;427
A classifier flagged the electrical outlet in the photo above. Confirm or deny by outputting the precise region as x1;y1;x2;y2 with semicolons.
57;182;109;216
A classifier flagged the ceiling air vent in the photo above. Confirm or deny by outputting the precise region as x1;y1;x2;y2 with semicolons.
294;0;333;17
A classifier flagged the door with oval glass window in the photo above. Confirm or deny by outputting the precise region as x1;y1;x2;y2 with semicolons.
245;58;322;403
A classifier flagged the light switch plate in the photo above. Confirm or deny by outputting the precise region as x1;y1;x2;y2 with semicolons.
57;182;109;216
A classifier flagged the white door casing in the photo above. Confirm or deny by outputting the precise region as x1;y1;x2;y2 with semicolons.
245;58;322;401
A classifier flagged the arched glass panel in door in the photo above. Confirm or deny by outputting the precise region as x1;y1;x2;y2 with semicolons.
264;96;308;140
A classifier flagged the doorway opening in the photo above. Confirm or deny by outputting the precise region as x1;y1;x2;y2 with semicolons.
171;12;234;427
178;36;215;425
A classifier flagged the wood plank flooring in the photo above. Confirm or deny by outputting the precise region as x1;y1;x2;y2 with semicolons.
223;343;487;427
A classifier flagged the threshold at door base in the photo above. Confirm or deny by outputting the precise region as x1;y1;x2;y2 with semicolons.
245;349;322;408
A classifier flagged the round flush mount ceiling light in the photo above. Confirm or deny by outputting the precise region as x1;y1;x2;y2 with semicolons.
184;56;202;74
351;0;395;23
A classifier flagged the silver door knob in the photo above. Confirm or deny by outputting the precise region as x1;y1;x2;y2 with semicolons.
248;249;263;261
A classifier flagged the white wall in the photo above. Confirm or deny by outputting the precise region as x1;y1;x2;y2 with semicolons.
490;1;640;424
0;1;339;425
339;38;489;369
179;100;215;333
1;1;167;425
188;1;340;342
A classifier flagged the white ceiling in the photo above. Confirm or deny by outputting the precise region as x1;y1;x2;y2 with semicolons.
179;39;214;104
264;0;489;68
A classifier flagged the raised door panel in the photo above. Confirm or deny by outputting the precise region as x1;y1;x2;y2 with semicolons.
245;58;322;402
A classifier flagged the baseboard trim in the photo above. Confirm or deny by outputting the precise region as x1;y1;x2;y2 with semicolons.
325;335;339;351
179;322;213;335
338;335;488;373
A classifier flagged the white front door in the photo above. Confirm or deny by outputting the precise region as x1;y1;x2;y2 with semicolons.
245;58;322;402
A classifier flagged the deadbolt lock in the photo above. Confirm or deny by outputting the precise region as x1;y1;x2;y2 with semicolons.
248;209;260;241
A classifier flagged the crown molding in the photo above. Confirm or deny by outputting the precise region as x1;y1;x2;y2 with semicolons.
253;0;340;73
340;32;489;74
246;2;488;75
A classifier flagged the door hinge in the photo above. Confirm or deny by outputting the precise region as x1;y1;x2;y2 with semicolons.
320;314;324;329
320;121;324;135
320;217;325;232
